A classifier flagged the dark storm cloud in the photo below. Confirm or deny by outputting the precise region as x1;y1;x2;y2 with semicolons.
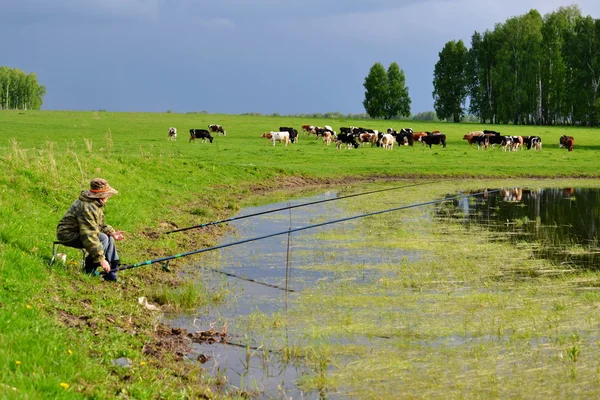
0;0;599;114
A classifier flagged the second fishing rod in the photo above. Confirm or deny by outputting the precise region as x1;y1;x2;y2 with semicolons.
164;180;439;235
111;188;500;275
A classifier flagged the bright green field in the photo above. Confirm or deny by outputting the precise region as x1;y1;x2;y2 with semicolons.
0;110;599;399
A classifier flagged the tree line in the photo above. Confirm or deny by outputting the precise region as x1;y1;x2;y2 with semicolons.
433;5;600;126
0;66;46;110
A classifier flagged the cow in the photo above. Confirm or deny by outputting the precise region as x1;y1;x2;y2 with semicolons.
559;135;574;151
463;131;485;147
359;132;377;146
509;136;523;151
501;136;513;152
486;134;504;147
418;134;446;148
379;133;395;150
475;134;489;150
322;131;334;146
316;127;335;140
279;127;299;143
302;124;315;134
168;127;177;141
189;129;213;143
412;132;429;144
208;124;226;136
262;131;290;146
392;129;414;146
484;129;502;135
523;136;542;150
335;132;359;149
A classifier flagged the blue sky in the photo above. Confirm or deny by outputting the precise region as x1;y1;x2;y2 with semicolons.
1;0;599;115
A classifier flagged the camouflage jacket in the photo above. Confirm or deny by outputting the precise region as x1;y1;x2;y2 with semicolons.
56;192;116;263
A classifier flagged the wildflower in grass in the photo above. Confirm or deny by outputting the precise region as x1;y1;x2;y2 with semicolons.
68;349;73;355
60;383;69;389
26;305;31;309
140;361;146;365
15;361;21;365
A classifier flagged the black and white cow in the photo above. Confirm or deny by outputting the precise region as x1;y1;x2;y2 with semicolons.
335;132;359;149
524;136;542;150
168;127;177;141
279;127;299;143
189;129;214;143
418;134;446;148
208;124;226;136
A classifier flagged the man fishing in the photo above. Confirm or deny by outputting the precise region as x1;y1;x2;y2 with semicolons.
56;178;124;282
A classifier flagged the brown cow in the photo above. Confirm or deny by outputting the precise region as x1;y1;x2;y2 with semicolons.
560;135;574;151
302;124;314;134
359;133;377;146
412;132;429;144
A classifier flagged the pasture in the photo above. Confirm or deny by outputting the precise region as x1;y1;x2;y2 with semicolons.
1;110;600;398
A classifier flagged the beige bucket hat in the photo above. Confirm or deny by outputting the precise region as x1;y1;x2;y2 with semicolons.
84;178;118;199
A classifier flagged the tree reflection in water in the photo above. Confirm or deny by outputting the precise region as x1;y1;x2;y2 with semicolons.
436;187;600;270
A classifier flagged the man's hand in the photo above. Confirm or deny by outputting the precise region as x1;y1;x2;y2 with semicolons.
110;231;125;241
100;259;111;273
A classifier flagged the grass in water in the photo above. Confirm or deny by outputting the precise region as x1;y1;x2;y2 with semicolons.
244;180;600;399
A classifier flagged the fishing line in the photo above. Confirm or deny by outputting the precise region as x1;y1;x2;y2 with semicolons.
164;180;439;235
109;189;500;275
207;267;296;293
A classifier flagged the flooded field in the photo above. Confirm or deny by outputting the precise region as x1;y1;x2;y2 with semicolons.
167;181;600;399
167;189;418;398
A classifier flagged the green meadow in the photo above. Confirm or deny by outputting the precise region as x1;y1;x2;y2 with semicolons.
1;110;599;398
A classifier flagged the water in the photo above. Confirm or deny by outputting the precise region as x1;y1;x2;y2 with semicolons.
435;187;600;270
166;190;418;398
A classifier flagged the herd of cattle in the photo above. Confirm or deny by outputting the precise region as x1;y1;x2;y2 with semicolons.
166;124;576;151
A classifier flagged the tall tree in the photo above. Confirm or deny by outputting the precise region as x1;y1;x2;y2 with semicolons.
363;63;388;118
433;40;468;122
466;32;483;121
540;6;580;125
566;16;600;125
493;10;543;124
384;62;411;119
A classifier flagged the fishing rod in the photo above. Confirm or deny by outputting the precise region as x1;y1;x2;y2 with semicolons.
164;181;439;235
109;189;499;274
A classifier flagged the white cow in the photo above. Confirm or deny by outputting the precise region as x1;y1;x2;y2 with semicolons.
262;131;290;146
379;133;395;150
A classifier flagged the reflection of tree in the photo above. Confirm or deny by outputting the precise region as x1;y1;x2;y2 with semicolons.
435;188;600;269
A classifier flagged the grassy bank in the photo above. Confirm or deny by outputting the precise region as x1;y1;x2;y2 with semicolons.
0;110;599;398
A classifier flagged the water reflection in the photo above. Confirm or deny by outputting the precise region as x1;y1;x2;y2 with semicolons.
167;191;419;398
437;187;600;269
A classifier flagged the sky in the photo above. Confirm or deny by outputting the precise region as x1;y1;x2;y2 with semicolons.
1;0;599;115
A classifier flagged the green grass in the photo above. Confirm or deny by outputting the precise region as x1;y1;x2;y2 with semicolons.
1;110;600;398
